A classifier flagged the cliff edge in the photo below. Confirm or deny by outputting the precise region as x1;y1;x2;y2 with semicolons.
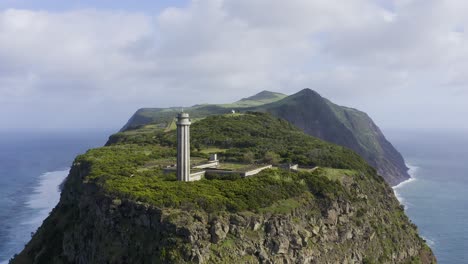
254;89;409;186
120;89;410;186
12;113;434;263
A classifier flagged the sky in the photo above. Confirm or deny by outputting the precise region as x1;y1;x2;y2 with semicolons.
1;0;467;132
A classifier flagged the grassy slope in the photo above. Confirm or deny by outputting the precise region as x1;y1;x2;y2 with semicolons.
120;91;286;131
93;113;374;212
220;91;287;108
325;100;383;156
120;89;410;186
13;112;434;264
250;89;409;185
324;99;410;185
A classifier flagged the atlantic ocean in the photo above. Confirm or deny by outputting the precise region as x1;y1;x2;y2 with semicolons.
0;130;110;263
388;129;468;264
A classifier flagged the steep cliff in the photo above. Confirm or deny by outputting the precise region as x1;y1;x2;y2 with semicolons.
254;89;409;186
120;89;410;186
13;113;434;264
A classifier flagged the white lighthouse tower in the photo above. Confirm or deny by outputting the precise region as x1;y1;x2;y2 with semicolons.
176;112;191;181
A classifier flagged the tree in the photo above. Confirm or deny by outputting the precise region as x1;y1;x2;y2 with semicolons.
243;151;255;164
263;151;280;165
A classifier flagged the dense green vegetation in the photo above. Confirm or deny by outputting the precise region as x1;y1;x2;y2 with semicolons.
111;113;376;171
120;91;286;131
74;112;380;213
121;88;410;186
83;148;346;212
220;90;287;108
13;111;436;264
190;113;375;174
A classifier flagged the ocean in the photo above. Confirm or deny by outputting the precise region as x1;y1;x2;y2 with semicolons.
0;131;110;263
0;129;466;263
388;129;468;264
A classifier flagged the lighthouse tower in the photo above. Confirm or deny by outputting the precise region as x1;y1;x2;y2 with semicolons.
176;112;191;181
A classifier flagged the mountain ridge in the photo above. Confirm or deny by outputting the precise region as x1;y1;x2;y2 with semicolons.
251;88;409;186
237;90;287;103
121;89;410;186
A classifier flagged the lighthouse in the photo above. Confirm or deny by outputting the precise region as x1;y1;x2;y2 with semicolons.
176;112;191;181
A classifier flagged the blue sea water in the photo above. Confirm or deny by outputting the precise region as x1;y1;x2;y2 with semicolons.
388;130;468;264
0;130;110;263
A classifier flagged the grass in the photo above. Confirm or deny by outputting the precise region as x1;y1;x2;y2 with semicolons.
327;101;383;155
123;124;166;134
190;157;213;165
223;113;245;117
297;167;318;172
218;162;254;170
200;147;227;154
76;143;349;213
258;197;304;214
164;119;177;132
219;92;287;108
137;157;208;171
83;113;370;213
320;168;358;182
164;117;206;132
17;111;433;264
143;158;176;168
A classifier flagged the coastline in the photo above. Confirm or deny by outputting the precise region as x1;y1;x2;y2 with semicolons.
394;164;418;188
392;163;436;248
22;169;69;226
0;169;69;264
393;164;418;206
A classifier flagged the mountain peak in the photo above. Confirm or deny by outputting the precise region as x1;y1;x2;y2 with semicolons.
227;90;287;107
240;90;286;102
294;88;321;98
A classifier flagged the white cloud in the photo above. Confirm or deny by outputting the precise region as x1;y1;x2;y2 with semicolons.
1;0;468;130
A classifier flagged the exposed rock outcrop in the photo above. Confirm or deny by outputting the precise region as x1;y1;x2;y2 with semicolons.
12;113;433;263
12;163;435;264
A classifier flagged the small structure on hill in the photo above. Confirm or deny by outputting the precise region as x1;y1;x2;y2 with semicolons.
193;154;219;169
279;163;299;171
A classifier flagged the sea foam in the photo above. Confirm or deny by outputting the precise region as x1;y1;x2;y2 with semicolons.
393;164;418;207
421;236;436;247
22;169;69;226
1;169;69;263
393;164;437;249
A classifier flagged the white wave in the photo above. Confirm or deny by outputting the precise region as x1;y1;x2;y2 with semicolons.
0;169;69;263
22;169;69;226
393;163;419;208
394;177;417;190
422;236;436;247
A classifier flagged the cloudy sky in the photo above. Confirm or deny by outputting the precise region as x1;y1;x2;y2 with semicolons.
1;0;467;132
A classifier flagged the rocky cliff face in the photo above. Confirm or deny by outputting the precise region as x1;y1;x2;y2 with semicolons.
12;113;434;264
12;163;434;264
254;89;410;186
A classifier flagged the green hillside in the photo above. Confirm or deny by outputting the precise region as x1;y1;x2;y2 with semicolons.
120;91;286;131
13;112;435;264
121;89;410;186
252;89;409;186
220;90;287;108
